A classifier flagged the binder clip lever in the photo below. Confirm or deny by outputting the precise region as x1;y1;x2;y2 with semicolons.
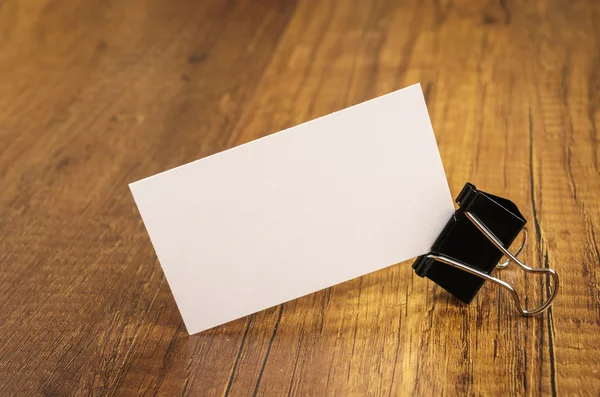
413;183;559;316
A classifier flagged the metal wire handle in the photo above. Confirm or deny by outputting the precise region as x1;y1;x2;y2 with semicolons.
497;228;527;269
427;211;559;316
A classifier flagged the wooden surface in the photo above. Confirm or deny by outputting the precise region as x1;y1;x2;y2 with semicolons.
1;0;599;395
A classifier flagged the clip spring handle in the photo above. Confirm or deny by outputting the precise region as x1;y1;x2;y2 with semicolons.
428;212;559;316
497;228;527;269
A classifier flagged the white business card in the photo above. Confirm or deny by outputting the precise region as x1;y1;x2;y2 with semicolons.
130;83;454;334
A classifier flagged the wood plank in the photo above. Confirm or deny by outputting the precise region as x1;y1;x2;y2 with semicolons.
0;0;598;395
0;0;297;395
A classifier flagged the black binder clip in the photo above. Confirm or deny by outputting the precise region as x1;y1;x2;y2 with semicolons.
413;183;559;316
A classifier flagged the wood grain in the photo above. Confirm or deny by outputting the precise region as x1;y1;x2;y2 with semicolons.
1;0;599;395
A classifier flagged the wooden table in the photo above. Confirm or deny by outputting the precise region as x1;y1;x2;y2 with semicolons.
1;0;599;395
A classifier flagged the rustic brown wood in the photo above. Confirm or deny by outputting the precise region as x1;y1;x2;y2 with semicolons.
1;0;599;395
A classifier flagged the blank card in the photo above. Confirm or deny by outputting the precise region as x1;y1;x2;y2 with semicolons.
130;83;454;334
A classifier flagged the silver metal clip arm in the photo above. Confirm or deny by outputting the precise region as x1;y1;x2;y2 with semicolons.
497;228;527;269
427;211;559;316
